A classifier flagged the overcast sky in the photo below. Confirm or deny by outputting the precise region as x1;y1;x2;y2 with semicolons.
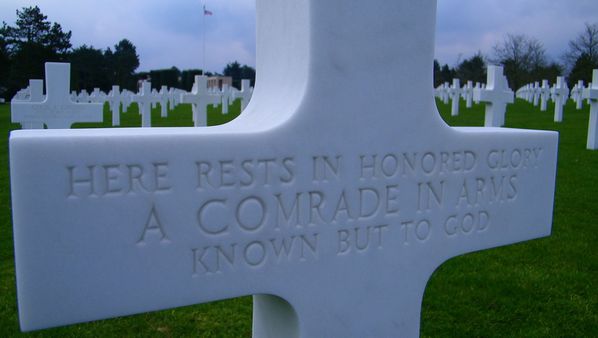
1;1;597;73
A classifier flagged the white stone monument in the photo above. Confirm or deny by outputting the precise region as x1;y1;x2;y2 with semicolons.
9;1;558;337
158;85;169;118
181;75;220;127
132;81;157;127
587;70;598;150
237;79;253;111
551;77;569;123
539;80;551;112
473;66;514;127
12;79;45;129
107;85;123;126
11;63;103;129
449;78;461;116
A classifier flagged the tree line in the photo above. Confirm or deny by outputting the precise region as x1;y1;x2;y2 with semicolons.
0;6;256;100
435;23;598;91
1;6;597;100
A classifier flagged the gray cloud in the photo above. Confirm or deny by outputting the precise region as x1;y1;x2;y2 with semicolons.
1;1;597;72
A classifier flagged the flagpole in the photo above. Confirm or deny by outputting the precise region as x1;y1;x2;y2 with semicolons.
203;4;206;74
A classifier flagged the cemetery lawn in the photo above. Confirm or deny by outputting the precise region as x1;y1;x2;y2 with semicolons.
1;100;597;336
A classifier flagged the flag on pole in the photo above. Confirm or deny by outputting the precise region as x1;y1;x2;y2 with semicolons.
203;5;213;16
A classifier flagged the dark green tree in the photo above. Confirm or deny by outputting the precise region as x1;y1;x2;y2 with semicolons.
111;39;139;90
568;53;598;87
181;69;204;91
223;61;256;89
150;67;181;89
563;22;598;73
69;45;110;92
0;6;72;98
456;52;486;84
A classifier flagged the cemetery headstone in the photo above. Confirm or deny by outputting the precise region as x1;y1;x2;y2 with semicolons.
473;65;514;127
108;85;123;126
132;81;157;127
11;63;103;129
158;86;169;118
587;70;598;150
539;80;550;112
449;78;461;116
551;77;569;123
12;79;45;129
181;75;220;127
9;1;558;337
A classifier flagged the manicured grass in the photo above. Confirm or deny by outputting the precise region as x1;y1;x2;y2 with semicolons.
1;98;597;336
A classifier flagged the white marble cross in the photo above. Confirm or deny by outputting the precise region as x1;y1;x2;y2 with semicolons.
462;80;474;108
539;80;551;112
10;2;558;337
132;81;157;128
12;80;45;129
449;78;461;116
181;75;220;127
236;79;253;111
220;84;233;115
158;86;169;118
474;65;514;127
573;81;585;110
11;63;103;129
587;70;598;150
532;82;541;107
107;85;123;126
551;77;569;123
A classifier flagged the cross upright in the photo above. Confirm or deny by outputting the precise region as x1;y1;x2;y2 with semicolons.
220;84;233;115
180;75;220;127
539;80;551;112
587;70;598;150
448;78;461;116
574;80;585;110
551;77;569;123
463;80;473;108
158;85;169;118
12;79;45;129
107;85;123;126
236;79;253;111
132;80;157;127
11;63;103;129
474;65;514;127
10;1;558;337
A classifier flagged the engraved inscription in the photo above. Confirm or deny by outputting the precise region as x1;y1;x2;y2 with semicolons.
62;147;545;278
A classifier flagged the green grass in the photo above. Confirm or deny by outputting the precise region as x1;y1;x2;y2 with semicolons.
1;98;597;337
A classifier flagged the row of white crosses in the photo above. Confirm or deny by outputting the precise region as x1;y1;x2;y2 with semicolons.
434;66;514;128
11;63;255;129
515;70;598;150
435;80;486;116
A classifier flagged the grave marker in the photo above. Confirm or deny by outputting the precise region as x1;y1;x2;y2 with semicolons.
11;63;103;129
587;70;598;150
181;75;220;127
12;79;45;129
132;81;157;127
10;1;558;336
551;77;569;123
449;78;461;116
539;80;550;112
473;65;514;127
107;85;123;126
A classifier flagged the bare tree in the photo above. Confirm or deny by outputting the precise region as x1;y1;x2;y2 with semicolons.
563;22;598;72
491;33;548;90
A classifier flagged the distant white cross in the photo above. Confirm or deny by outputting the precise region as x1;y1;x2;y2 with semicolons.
474;65;514;127
11;63;103;129
132;81;158;128
158;86;169;118
448;78;461;116
107;85;123;126
551;77;569;123
539;80;551;112
587;70;598;150
180;75;221;127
